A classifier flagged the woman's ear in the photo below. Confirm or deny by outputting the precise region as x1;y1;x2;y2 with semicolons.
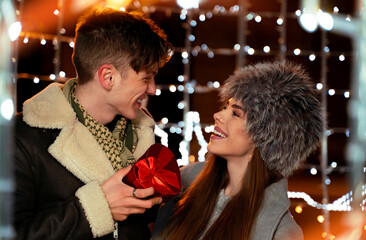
97;64;114;90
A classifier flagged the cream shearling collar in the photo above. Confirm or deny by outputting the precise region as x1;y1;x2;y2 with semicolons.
23;82;155;184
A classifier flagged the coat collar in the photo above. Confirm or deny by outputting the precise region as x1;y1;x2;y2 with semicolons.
23;83;155;184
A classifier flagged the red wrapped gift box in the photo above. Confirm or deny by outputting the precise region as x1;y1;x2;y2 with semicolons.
123;143;182;202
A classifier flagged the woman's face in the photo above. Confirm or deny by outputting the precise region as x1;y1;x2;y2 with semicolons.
207;98;255;162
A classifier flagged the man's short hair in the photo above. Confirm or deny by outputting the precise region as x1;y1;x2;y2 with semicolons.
72;8;172;84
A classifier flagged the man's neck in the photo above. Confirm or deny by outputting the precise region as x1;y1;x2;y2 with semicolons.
74;83;116;125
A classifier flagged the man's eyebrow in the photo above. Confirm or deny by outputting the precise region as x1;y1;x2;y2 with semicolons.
148;70;158;76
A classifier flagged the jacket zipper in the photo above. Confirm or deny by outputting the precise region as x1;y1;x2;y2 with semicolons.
113;222;118;239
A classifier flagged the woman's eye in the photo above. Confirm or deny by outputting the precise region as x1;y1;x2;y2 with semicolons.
233;111;240;117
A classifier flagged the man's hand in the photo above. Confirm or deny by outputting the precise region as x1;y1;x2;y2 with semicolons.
101;165;163;221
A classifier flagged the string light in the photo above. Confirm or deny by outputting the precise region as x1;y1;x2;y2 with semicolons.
154;125;168;146
161;117;169;124
310;168;318;175
339;54;345;61
309;53;316;61
254;15;262;22
177;0;199;9
33;77;40;84
276;18;283;25
169;85;177;92
177;85;184;91
247;48;255;55
295;205;303;214
263;46;270;53
177;101;185;109
8;21;22;41
59;71;66;78
0;99;14;121
317;215;325;223
155;89;161;96
328;89;335;96
40;38;46;45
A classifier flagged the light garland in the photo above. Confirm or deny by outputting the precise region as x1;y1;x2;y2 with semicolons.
288;184;366;212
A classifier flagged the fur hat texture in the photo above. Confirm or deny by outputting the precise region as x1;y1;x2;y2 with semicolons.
219;61;324;177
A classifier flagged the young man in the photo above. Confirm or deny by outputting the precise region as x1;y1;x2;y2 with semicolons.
13;8;172;239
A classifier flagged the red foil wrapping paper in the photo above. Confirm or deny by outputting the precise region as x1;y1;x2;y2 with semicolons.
123;144;182;202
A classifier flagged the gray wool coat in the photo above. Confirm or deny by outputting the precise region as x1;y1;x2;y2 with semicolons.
153;162;304;240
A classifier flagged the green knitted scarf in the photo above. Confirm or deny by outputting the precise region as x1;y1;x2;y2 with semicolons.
63;79;138;170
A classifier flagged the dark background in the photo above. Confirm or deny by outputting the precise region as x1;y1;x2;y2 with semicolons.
13;0;362;239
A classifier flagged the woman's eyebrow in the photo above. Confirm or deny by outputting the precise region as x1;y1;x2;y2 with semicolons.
231;104;244;111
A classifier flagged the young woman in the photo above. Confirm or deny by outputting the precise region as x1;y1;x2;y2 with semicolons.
153;61;323;240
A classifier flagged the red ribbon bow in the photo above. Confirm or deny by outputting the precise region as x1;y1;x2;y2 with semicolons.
123;144;182;202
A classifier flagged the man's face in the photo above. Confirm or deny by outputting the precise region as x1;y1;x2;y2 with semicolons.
108;65;158;120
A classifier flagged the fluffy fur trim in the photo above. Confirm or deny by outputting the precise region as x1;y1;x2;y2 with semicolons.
75;181;115;237
219;61;323;177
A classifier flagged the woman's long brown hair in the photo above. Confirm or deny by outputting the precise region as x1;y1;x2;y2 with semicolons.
158;148;281;240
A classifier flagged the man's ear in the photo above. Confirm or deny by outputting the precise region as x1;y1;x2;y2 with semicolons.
97;64;114;90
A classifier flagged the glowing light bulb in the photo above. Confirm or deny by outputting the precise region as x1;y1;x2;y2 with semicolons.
182;51;189;59
317;10;334;31
1;99;14;120
59;71;66;78
344;91;350;98
295;206;303;214
299;13;318;32
199;14;206;22
263;46;270;53
293;48;301;55
317;215;325;223
155;89;161;96
33;77;40;84
309;54;316;61
169;85;177;92
316;83;323;90
8;21;22;41
178;75;185;82
328;89;335;96
161;117;168;124
177;0;199;9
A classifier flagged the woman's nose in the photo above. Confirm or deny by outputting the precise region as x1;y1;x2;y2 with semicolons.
213;112;223;123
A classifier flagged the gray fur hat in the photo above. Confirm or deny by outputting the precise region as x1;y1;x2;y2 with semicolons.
219;61;323;177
